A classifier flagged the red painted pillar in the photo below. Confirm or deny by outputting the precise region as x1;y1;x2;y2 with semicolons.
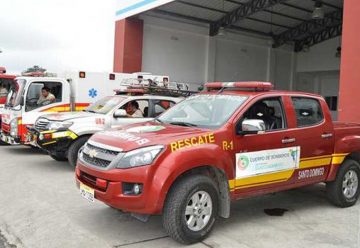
338;1;360;122
113;18;144;73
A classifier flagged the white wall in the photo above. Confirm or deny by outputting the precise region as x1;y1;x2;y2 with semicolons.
296;37;341;72
140;15;295;90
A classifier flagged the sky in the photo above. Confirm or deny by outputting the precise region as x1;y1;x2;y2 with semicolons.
0;0;115;75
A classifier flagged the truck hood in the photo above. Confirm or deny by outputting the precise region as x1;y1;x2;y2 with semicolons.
90;122;215;152
43;111;103;121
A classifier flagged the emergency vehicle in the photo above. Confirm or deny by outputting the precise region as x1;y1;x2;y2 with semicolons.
0;70;16;144
75;82;360;244
28;85;192;167
1;71;169;145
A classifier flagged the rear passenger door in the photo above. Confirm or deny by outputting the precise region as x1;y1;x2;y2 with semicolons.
290;96;335;182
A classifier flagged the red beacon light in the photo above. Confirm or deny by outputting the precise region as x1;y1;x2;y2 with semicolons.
205;81;273;91
114;88;145;96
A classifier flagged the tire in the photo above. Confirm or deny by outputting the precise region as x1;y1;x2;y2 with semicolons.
68;136;90;167
326;159;360;208
162;174;219;244
50;152;67;161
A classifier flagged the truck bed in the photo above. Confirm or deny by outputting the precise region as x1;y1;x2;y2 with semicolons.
333;121;360;153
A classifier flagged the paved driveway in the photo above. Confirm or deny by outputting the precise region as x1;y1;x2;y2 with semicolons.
0;145;359;248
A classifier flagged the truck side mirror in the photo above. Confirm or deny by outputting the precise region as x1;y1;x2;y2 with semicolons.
239;119;266;135
113;109;127;118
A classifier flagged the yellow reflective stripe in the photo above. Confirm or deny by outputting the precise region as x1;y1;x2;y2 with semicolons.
299;157;332;169
230;170;294;190
42;106;71;112
51;131;77;139
42;141;57;146
75;106;87;111
332;156;346;165
229;153;349;190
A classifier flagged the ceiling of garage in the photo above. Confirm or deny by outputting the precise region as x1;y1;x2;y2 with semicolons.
143;0;343;52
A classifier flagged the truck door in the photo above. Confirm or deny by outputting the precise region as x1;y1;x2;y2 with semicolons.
21;80;70;136
288;96;334;183
232;96;300;193
110;99;153;129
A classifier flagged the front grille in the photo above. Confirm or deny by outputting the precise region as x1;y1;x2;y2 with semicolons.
35;118;49;131
86;143;120;156
80;141;121;168
82;153;111;168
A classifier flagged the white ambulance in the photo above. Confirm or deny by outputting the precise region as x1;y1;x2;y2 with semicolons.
1;71;169;145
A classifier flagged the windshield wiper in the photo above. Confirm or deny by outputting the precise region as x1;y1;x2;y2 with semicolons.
169;121;197;127
154;118;163;123
85;110;96;113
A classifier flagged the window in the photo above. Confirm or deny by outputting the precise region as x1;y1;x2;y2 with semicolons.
85;96;125;115
241;97;286;131
121;100;149;118
158;94;248;129
152;100;176;117
292;97;324;127
25;82;63;112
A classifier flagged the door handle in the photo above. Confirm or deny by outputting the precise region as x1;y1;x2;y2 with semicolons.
321;133;333;139
282;138;296;144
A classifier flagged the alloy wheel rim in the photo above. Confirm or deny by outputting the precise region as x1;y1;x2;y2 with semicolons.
342;170;359;199
185;191;212;231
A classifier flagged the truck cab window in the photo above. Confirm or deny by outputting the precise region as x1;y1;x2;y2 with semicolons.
26;82;62;112
152;100;175;117
241;97;286;131
121;100;149;118
291;97;324;127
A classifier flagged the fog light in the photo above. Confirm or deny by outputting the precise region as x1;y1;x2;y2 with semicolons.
123;183;143;195
39;134;44;140
10;131;16;137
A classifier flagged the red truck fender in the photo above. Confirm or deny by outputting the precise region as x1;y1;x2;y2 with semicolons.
149;144;233;217
327;135;360;181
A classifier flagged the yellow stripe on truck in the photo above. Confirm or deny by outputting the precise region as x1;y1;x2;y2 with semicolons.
229;153;348;191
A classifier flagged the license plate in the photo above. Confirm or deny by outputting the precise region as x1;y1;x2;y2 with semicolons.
80;183;95;202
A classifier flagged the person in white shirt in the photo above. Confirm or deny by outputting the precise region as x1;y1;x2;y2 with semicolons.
126;101;143;118
37;86;55;105
0;83;8;97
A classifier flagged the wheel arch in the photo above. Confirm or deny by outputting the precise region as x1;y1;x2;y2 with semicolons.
162;165;231;219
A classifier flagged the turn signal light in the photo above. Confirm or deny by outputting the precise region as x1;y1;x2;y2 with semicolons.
79;71;86;78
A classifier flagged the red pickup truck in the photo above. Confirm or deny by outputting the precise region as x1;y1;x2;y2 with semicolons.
76;82;360;244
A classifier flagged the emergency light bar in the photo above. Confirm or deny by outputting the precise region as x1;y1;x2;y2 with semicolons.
205;82;273;91
114;85;197;97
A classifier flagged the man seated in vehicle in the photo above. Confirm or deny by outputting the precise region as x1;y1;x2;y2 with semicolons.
126;101;143;118
37;86;55;106
246;102;281;131
0;82;8;97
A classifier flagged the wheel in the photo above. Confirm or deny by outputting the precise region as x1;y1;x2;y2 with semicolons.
50;152;67;161
68;136;90;167
162;174;219;244
326;159;360;207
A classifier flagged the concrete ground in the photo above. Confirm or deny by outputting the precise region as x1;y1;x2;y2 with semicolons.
0;145;359;248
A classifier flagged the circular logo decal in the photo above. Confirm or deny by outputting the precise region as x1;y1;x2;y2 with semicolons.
237;155;250;171
126;126;165;133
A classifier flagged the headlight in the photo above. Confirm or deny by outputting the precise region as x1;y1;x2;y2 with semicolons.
10;118;18;137
48;121;73;131
116;145;164;169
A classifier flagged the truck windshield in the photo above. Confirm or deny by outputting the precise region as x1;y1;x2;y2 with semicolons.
6;79;26;108
158;94;248;129
84;96;125;114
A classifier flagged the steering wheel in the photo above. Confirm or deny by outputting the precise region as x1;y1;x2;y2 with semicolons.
27;98;38;106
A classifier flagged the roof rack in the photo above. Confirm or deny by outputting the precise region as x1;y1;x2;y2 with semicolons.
114;85;198;97
205;82;273;91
